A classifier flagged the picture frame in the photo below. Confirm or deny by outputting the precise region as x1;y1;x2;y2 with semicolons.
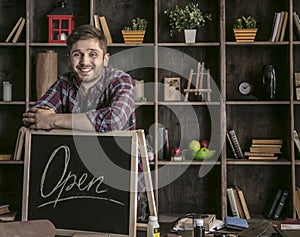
164;77;181;101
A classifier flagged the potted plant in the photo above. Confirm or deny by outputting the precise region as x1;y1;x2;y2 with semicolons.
164;3;212;43
233;16;258;42
122;17;148;44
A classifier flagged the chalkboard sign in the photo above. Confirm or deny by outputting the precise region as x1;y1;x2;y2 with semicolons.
22;129;138;236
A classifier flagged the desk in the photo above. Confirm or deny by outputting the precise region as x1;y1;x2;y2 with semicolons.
136;216;300;237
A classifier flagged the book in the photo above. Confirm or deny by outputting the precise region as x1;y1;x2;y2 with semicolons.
5;17;23;42
12;17;25;43
295;73;300;87
13;126;26;161
99;16;113;44
296;88;300;101
224;216;248;230
236;187;251;220
273;225;300;237
293;12;300;40
0;204;10;215
0;154;12;161
265;189;283;218
275;12;285;42
228;129;244;159
252;139;283;145
273;189;288;220
251;144;282;148
93;15;101;30
227;131;238;159
247;156;278;161
0;210;17;222
293;130;300;153
280;218;300;230
270;12;281;42
233;188;245;219
244;151;277;157
227;187;239;218
249;146;281;153
279;12;288;42
295;188;300;218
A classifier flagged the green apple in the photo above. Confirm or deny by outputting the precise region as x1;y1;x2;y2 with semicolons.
189;140;200;152
194;149;216;160
199;147;209;152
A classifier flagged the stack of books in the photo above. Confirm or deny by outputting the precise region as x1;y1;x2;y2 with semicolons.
0;204;17;222
244;138;282;160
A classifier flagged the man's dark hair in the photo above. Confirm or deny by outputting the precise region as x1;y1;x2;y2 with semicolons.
66;24;108;55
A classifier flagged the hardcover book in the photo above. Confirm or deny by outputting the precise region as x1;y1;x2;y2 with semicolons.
280;218;300;230
236;187;251;220
249;146;281;153
12;17;25;43
273;190;288;220
228;129;244;159
5;17;23;42
233;188;245;219
99;16;113;44
265;189;283;219
224;216;248;230
0;204;10;215
251;139;283;145
227;187;240;218
293;12;300;40
227;131;238;159
293;130;300;153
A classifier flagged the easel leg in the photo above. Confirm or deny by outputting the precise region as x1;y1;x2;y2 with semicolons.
184;69;194;102
136;129;157;217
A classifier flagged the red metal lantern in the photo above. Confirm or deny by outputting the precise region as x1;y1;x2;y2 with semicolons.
47;0;74;43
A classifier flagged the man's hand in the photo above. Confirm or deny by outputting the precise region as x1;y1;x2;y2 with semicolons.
23;106;95;131
23;106;57;130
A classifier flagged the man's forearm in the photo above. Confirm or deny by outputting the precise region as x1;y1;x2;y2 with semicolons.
53;113;95;131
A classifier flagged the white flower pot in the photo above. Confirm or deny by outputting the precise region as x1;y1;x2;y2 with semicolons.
184;29;197;43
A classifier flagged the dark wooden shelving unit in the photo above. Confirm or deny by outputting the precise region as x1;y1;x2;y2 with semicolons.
0;0;300;224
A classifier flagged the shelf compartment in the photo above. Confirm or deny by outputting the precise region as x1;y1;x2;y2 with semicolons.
226;104;291;161
227;165;292;217
30;0;89;43
0;47;26;101
0;106;24;154
158;0;220;43
94;0;154;44
158;165;222;217
226;46;289;101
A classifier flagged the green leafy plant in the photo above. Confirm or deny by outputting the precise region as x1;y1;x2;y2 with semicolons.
164;3;212;36
123;17;148;31
233;16;257;29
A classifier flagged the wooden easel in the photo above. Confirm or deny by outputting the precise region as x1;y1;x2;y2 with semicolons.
184;62;212;102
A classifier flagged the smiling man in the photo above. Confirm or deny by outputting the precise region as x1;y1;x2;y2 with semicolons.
23;24;136;132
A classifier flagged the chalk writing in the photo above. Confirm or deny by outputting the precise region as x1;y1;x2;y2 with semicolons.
38;145;124;208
